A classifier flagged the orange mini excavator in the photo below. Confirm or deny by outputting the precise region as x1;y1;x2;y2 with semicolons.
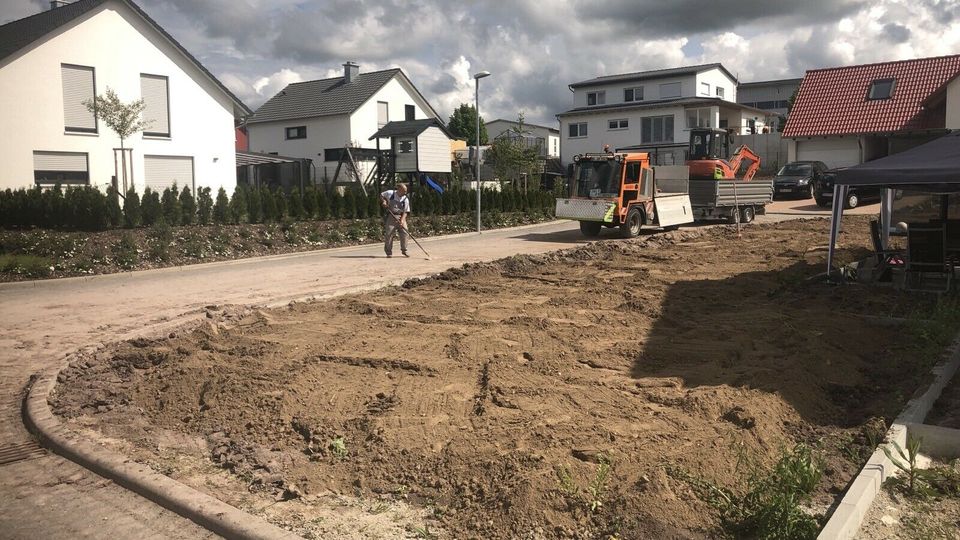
686;128;760;181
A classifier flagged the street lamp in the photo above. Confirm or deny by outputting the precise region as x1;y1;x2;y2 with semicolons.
473;70;490;233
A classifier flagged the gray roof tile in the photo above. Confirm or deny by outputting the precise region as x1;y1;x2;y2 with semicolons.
368;119;453;140
569;63;736;89
248;69;402;124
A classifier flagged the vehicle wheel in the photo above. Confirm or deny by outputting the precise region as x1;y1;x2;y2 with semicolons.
579;221;602;237
619;207;643;238
741;206;755;224
844;192;859;209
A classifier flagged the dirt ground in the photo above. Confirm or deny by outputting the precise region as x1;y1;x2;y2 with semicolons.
51;217;950;539
857;458;960;540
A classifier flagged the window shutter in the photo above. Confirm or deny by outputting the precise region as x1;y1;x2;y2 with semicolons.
144;155;193;191
34;151;88;171
62;65;96;132
378;101;389;127
141;75;170;136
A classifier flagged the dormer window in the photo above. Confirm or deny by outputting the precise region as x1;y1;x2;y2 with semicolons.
867;78;896;100
624;86;643;102
587;91;606;106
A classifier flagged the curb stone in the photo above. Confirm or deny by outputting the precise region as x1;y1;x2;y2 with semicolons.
24;366;303;540
818;334;960;539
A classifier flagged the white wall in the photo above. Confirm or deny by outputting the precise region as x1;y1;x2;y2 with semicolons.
794;137;861;168
417;126;452;173
560;105;687;165
572;75;696;107
0;1;238;193
547;134;560;158
696;68;737;102
351;76;430;146
247;114;351;163
946;78;960;129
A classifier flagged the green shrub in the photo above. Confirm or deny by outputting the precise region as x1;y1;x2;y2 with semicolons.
213;187;231;225
246;186;262;223
123;187;141;228
317;190;331;220
302;185;317;219
342;190;357;219
196;187;213;225
141;188;162;226
228;186;246;224
161;185;182;226
179;186;196;225
274;189;288;220
329;190;342;219
106;186;123;228
261;187;277;222
147;221;173;261
288;187;304;220
0;253;53;277
112;231;138;269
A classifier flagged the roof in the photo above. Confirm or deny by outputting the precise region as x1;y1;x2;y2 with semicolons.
556;96;769;118
236;151;309;166
738;78;803;89
249;69;440;125
783;55;960;138
569;63;737;89
837;132;960;192
368;118;454;140
0;0;251;116
486;118;560;134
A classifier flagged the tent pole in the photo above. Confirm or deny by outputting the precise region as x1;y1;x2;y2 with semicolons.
826;184;847;277
881;188;893;250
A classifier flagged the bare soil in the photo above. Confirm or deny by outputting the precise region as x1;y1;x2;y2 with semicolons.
51;218;949;539
858;458;960;540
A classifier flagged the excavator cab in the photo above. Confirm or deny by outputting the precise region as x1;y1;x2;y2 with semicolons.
688;128;729;160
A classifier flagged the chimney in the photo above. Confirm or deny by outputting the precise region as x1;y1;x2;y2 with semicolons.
343;62;359;84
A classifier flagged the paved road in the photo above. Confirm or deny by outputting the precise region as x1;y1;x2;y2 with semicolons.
0;205;871;538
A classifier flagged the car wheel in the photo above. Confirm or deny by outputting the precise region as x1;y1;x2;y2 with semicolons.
845;192;859;209
741;206;755;224
619;207;643;238
579;221;602;237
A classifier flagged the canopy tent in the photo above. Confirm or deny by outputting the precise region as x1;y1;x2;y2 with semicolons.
826;132;960;276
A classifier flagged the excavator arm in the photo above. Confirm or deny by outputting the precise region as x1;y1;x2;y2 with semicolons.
727;145;761;181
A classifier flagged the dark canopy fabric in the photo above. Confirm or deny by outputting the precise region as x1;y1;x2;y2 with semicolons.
836;132;960;192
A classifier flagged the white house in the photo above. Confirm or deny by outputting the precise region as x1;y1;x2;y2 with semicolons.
557;63;769;166
737;77;802;131
485;118;561;158
0;0;251;194
783;55;960;169
245;63;442;184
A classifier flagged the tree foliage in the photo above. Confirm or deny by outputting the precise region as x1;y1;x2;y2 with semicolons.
447;103;488;146
84;87;151;149
484;112;541;190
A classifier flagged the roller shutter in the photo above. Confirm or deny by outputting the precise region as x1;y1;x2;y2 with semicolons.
140;74;170;136
33;151;89;184
61;65;96;132
796;138;860;169
144;155;193;191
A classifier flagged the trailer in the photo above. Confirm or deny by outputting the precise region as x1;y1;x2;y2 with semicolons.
688;177;773;223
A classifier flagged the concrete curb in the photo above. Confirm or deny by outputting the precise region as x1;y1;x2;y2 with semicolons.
23;366;303;540
0;220;569;291
818;334;960;539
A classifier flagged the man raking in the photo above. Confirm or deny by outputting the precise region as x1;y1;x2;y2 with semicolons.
380;183;432;260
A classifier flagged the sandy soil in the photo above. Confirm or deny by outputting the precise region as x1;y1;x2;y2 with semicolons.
51;218;948;539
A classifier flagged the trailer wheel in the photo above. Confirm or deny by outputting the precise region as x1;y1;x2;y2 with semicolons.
619;207;643;238
741;206;755;224
579;221;602;237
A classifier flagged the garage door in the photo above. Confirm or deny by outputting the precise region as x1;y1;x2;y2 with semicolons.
144;155;193;191
796;138;860;169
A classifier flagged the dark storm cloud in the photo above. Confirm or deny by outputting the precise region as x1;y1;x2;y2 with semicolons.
579;0;868;37
882;23;911;43
783;27;849;75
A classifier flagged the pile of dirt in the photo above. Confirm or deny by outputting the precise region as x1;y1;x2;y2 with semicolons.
52;217;947;539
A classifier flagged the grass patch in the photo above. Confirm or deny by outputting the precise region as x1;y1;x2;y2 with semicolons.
0;253;52;278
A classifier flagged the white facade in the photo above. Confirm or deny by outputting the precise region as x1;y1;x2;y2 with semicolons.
247;74;437;182
0;1;243;193
559;65;770;165
789;137;861;169
415;126;452;172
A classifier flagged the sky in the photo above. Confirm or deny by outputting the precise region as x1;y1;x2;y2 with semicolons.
3;0;960;127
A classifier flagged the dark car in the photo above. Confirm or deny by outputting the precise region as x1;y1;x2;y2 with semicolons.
813;167;884;209
773;161;829;200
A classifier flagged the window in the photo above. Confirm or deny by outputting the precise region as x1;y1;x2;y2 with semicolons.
700;82;710;96
624;86;643;102
285;126;306;139
625;162;641;184
62;64;97;133
377;101;389;127
569;122;588;138
405;104;415;121
608;119;629;130
640;115;674;143
140;74;170;137
660;82;681;98
587;91;606;106
868;78;896;100
716;86;725;98
398;140;413;153
33;151;89;184
686;108;713;128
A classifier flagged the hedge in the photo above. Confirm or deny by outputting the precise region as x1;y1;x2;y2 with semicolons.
0;184;559;231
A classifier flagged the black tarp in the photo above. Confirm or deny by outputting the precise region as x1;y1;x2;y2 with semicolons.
836;132;960;192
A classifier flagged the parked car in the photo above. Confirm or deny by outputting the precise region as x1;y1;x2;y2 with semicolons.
773;161;829;200
812;167;884;209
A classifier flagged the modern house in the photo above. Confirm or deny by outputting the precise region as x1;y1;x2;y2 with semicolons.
485;118;561;158
245;63;443;185
737;78;802;131
783;55;960;169
556;63;769;166
0;0;251;194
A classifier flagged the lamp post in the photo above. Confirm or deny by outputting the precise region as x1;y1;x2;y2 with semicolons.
473;70;490;233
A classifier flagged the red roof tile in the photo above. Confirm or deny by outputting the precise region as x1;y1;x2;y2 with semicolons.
783;55;960;138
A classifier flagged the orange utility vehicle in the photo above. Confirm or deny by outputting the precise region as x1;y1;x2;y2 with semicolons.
556;150;693;238
685;128;773;223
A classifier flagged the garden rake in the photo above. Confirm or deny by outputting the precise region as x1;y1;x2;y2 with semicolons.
385;207;432;260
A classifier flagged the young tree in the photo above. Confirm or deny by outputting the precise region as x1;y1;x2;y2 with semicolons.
196;187;213;225
447;103;488;146
141;188;162;226
229;185;247;224
84;88;151;191
213;187;230;224
179;186;196;225
161;185;182;226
